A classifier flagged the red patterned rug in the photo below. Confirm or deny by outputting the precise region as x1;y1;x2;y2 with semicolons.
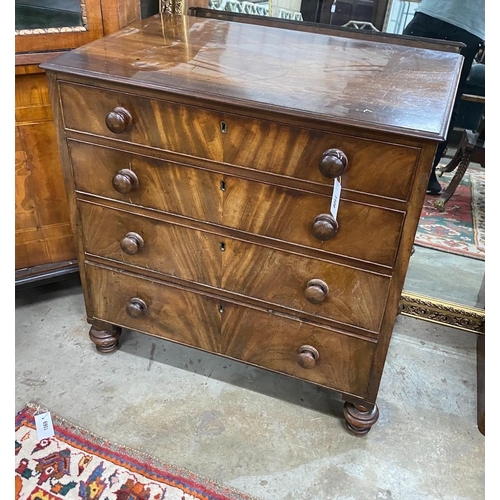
415;163;485;260
15;403;259;500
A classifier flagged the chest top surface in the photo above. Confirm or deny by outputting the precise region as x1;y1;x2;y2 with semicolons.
42;14;462;140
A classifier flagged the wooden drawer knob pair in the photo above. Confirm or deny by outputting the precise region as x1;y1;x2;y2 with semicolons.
311;148;347;241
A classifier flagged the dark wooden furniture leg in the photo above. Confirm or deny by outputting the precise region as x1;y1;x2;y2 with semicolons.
89;324;122;354
435;119;484;212
477;334;485;435
436;128;471;176
343;402;379;436
434;151;472;211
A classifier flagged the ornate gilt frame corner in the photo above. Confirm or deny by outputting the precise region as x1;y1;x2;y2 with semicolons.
160;0;185;15
399;291;485;334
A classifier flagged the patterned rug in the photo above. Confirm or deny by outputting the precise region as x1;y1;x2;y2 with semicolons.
415;163;485;260
15;403;259;500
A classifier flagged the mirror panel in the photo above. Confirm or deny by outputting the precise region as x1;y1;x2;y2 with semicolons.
15;0;85;31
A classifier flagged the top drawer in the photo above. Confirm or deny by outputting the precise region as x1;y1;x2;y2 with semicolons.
59;82;225;162
59;82;420;201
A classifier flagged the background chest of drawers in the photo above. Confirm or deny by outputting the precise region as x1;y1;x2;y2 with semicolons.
42;14;461;435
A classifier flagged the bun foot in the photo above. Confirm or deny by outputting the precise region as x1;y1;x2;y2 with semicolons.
343;402;379;436
89;325;122;354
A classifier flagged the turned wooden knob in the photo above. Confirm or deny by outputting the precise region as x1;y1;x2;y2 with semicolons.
297;345;320;369
311;213;339;241
120;232;144;255
319;148;348;178
126;298;148;318
105;106;133;134
112;169;139;194
304;279;329;304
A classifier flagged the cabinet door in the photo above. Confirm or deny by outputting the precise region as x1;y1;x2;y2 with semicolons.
15;67;77;271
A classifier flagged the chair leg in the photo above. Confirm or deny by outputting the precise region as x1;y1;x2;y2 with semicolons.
437;151;462;177
434;153;471;212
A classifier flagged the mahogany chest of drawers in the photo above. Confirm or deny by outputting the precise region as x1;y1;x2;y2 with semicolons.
42;14;461;435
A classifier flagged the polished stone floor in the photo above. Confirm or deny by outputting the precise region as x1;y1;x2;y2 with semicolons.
15;274;485;500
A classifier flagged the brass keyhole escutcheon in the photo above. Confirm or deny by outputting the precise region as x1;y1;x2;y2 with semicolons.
220;121;228;134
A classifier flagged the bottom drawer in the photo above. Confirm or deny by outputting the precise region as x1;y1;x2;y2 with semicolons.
86;264;376;397
221;303;376;396
85;264;221;353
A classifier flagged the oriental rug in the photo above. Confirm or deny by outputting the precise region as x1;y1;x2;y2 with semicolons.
15;403;259;500
414;163;485;260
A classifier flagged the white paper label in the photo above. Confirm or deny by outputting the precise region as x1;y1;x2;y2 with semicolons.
35;412;55;440
330;177;342;219
331;4;336;12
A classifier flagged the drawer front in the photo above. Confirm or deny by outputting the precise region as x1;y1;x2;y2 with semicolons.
223;176;404;267
221;302;375;396
60;83;224;161
79;202;221;287
223;239;389;333
68;141;222;224
222;113;419;201
86;264;221;352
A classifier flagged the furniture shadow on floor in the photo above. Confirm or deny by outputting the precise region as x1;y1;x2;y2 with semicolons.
117;327;346;419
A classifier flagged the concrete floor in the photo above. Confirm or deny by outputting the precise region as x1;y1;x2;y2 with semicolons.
15;274;485;500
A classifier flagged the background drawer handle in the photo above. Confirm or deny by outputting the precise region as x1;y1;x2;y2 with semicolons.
120;232;144;255
105;106;133;134
126;297;148;318
319;148;348;178
304;279;329;304
311;213;338;241
297;345;320;369
112;169;139;194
